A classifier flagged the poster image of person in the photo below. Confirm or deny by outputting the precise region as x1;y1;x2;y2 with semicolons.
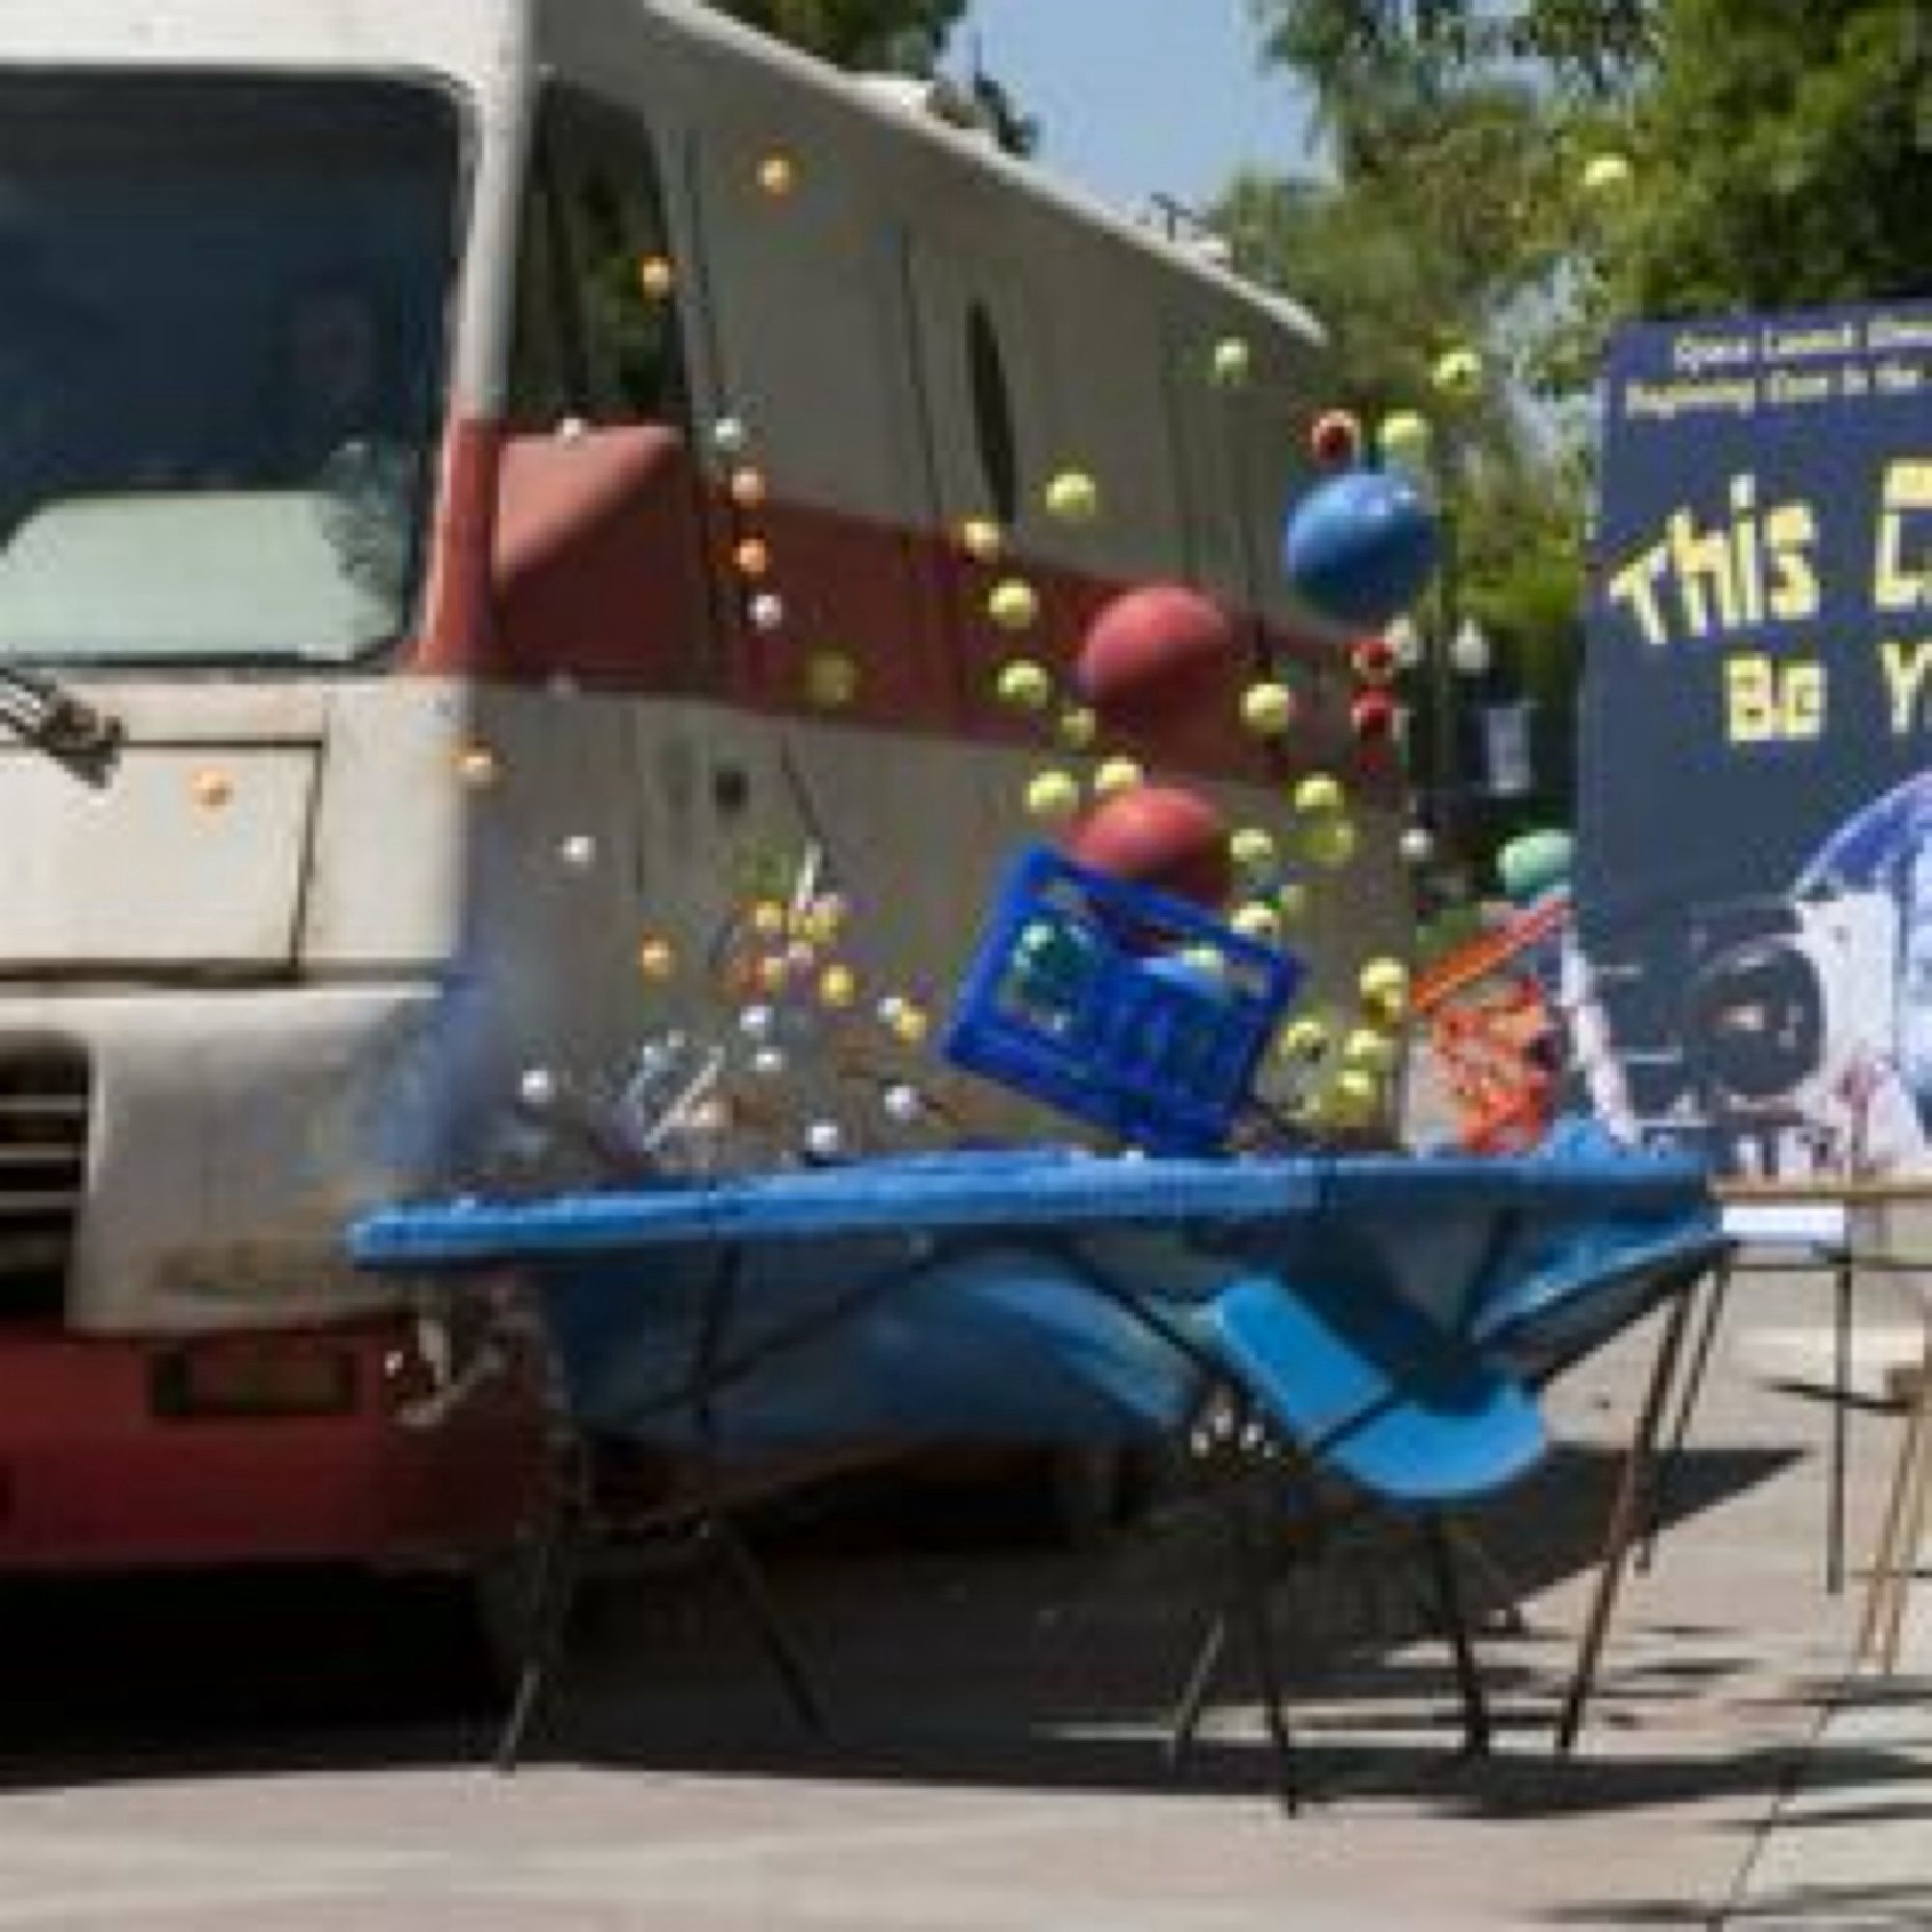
1574;779;1932;1182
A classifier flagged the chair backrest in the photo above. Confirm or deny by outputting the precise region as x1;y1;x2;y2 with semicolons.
1208;1272;1547;1506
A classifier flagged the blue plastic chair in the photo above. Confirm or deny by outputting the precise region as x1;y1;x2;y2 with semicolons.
1157;1268;1548;1805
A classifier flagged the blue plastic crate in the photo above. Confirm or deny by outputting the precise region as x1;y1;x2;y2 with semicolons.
944;846;1304;1153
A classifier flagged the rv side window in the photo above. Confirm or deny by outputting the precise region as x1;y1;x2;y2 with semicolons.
966;301;1019;526
509;89;688;431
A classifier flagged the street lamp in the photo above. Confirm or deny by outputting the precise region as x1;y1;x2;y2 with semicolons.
1449;615;1492;679
1406;596;1492;886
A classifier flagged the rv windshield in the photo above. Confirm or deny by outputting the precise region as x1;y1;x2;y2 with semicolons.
0;73;460;667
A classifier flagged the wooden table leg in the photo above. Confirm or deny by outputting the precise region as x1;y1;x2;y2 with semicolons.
1829;1253;1854;1596
1637;1262;1732;1576
1878;1329;1932;1673
1858;1325;1930;1665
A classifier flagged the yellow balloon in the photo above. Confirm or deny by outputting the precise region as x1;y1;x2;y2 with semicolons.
1277;1015;1330;1065
1044;469;1100;524
1210;336;1252;388
987;579;1039;632
1232;902;1283;944
1581;152;1634;198
1025;770;1082;821
1229;827;1278;872
1239;682;1295;736
1358;956;1410;1008
1329;1068;1381;1122
1056;706;1097;751
1293;774;1346;817
1342;1028;1399;1076
1302;816;1358;870
805;651;860;708
957;517;1004;562
1093;756;1144;797
1433;347;1484;400
995;660;1052;710
1377;410;1433;470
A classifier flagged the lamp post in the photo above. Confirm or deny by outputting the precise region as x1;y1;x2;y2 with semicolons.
1393;594;1491;893
1379;403;1492;894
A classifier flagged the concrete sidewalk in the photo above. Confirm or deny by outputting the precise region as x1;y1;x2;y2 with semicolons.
0;1261;1924;1927
1719;1534;1932;1927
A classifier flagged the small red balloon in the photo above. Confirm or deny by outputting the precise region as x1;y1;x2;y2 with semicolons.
1309;409;1363;468
1068;783;1233;910
1350;635;1399;685
1075;583;1237;734
1350;689;1398;741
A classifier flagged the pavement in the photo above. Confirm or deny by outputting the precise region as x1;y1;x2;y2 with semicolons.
1728;1598;1932;1928
0;1261;1924;1927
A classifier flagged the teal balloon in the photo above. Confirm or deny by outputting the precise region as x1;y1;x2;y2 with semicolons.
1282;469;1440;629
1498;829;1575;904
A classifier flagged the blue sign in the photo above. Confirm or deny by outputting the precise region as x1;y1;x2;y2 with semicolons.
1575;300;1932;1183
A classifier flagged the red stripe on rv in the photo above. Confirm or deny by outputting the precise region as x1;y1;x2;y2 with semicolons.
407;418;1403;805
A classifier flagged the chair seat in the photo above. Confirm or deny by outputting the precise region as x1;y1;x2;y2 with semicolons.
1208;1274;1547;1505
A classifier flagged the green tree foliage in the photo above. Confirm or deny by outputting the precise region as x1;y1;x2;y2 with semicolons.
1612;1;1932;316
1251;0;1654;111
1216;83;1563;429
709;0;966;73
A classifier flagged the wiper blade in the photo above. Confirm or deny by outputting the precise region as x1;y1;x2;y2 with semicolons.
0;665;123;785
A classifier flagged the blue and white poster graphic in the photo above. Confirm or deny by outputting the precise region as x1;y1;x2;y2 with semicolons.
1576;300;1932;1183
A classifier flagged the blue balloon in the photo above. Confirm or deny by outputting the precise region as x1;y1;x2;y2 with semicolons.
1282;469;1440;630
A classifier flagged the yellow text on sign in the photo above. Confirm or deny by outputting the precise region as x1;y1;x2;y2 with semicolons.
1725;654;1825;743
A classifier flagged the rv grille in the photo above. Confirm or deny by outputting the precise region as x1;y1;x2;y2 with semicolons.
0;1047;88;1321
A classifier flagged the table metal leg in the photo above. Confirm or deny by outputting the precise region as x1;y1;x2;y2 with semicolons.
1422;1514;1489;1758
494;1496;582;1775
1637;1261;1731;1575
1556;1288;1697;1752
706;1512;829;1737
1229;1490;1299;1813
1166;1603;1230;1771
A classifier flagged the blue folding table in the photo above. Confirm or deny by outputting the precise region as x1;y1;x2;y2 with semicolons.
350;1139;1723;1790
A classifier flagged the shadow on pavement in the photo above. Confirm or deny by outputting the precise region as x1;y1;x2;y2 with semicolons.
0;1435;1874;1831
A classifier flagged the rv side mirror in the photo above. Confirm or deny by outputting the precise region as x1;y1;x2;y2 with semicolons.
491;421;710;684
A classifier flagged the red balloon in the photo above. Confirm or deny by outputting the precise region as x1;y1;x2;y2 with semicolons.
1068;782;1232;909
1350;689;1398;741
1350;635;1399;685
1075;584;1237;733
1309;409;1363;468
